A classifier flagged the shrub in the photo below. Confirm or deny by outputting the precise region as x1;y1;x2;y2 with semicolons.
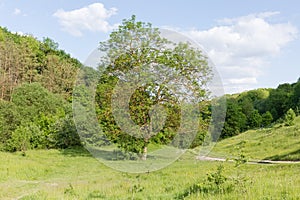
52;115;82;148
6;122;42;152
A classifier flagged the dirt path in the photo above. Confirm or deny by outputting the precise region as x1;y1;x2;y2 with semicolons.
196;155;300;164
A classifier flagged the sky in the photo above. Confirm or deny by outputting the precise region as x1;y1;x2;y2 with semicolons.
1;0;300;94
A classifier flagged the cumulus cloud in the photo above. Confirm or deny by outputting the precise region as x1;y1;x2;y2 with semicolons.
53;3;118;36
186;12;298;93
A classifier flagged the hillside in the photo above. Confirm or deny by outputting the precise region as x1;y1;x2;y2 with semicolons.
210;116;300;161
0;27;82;151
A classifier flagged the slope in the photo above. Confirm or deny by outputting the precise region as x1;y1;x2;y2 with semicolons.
210;116;300;161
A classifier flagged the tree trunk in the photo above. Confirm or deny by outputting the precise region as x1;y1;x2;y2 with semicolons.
141;146;147;160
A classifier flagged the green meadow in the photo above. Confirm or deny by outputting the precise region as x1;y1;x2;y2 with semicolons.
1;145;300;199
2;118;300;199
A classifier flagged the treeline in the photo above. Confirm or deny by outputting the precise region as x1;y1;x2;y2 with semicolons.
1;25;299;153
0;27;82;151
0;27;81;100
218;79;300;139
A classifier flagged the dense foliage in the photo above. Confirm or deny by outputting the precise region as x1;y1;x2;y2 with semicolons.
0;27;81;101
0;27;82;151
0;19;299;154
218;79;300;139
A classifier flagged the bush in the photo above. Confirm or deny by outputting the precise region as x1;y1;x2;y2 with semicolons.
52;115;82;148
6;115;82;152
6;122;43;152
2;83;83;151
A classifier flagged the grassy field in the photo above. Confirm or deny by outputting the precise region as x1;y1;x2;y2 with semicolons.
1;147;300;199
2;117;300;199
210;116;300;161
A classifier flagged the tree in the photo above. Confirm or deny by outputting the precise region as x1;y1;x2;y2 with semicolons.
96;16;212;160
221;99;246;138
291;81;300;112
0;27;81;101
238;97;254;119
52;114;82;148
261;111;273;127
11;83;64;122
247;109;262;129
0;100;20;149
265;84;293;120
41;37;59;53
284;108;296;126
74;67;111;148
237;88;270;115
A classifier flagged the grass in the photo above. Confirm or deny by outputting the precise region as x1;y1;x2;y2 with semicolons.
2;117;300;199
87;144;185;173
209;116;300;161
1;147;300;199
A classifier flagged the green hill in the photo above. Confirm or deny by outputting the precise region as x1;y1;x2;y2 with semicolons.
210;116;300;161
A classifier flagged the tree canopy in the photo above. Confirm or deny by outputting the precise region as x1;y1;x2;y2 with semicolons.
0;27;81;101
95;15;213;159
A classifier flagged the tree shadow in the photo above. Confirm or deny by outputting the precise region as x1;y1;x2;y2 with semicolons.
59;146;156;161
88;147;157;161
264;149;300;161
59;146;93;157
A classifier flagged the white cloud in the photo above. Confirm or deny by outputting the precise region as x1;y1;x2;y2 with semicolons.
53;3;118;36
186;12;298;93
13;8;21;15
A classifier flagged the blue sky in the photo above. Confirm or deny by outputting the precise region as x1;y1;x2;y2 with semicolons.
1;0;300;94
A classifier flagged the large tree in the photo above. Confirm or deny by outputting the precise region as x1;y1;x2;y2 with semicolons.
96;16;212;160
221;98;247;138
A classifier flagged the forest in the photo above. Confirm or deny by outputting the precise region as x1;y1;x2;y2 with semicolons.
0;26;82;152
219;80;300;138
